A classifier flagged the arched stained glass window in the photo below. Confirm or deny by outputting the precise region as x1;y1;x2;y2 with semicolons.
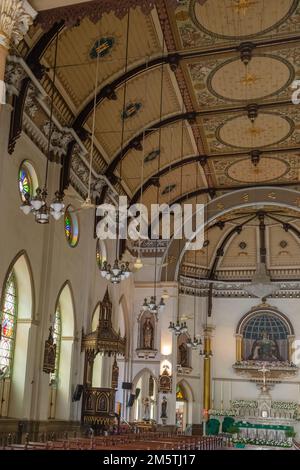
18;161;38;202
64;206;79;248
50;303;62;386
0;271;18;377
19;163;32;202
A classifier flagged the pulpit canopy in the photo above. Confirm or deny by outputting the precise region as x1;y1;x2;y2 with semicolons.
81;289;126;356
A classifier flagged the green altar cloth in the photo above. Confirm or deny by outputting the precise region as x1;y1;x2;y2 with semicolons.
235;421;293;431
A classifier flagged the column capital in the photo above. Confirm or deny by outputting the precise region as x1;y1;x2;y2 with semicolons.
202;324;215;337
0;0;37;50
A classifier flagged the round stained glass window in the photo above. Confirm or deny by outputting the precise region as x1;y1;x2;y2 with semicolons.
18;160;38;202
64;206;79;248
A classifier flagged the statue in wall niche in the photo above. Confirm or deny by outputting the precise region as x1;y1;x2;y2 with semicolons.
143;397;151;421
250;331;281;362
143;318;154;349
179;342;188;368
161;396;168;422
43;327;56;374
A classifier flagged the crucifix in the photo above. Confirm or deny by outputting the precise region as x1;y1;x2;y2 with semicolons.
258;363;270;391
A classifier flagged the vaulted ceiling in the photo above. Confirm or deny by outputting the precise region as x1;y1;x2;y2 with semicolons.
10;0;300;275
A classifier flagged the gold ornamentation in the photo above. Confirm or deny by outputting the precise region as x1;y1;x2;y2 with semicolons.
159;366;172;393
268;192;277;200
242;193;249;202
294;198;300;207
217;203;225;210
231;0;258;15
240;73;261;86
247;126;264;136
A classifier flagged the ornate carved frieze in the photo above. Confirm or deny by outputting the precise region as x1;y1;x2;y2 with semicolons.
43;121;73;158
180;275;300;299
37;0;208;30
0;0;37;49
4;61;26;95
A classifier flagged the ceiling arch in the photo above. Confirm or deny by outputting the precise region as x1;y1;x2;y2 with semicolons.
160;186;300;282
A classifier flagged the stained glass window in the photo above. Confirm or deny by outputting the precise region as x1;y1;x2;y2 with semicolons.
64;206;79;247
0;271;18;377
18;163;33;202
176;384;185;401
243;313;288;341
50;303;61;386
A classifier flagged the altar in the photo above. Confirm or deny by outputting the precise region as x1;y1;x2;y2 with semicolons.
236;421;293;441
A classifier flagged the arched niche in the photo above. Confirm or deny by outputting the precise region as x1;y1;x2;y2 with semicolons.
49;281;75;420
176;380;194;431
136;311;158;359
160;187;300;282
131;368;158;423
177;333;192;372
235;305;294;363
0;251;35;418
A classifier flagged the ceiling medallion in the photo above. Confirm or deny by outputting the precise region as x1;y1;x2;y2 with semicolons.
216;112;294;149
121;102;142;120
144;149;160;163
190;0;298;40
207;54;294;103
90;37;115;60
226;157;289;184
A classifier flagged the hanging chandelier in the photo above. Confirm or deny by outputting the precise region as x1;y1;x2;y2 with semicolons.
20;33;64;224
244;262;277;299
100;259;131;284
199;348;213;358
142;296;165;315
187;336;202;350
168;320;188;336
20;189;65;223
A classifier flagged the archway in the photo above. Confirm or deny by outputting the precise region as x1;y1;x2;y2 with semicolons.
160;187;300;282
131;368;158;423
0;251;35;418
176;380;194;433
49;281;75;420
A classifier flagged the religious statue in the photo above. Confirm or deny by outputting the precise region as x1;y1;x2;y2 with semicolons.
143;397;151;421
143;318;154;349
179;343;188;367
250;331;280;362
161;396;168;421
43;326;56;374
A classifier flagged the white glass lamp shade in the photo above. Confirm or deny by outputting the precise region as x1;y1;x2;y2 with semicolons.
50;210;63;221
20;202;32;215
244;263;277;298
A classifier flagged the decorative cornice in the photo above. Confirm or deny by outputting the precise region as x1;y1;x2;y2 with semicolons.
180;275;300;299
0;0;37;49
36;0;208;30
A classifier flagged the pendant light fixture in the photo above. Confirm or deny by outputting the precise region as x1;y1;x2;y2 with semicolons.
187;183;202;350
20;32;65;223
141;33;167;314
99;10;131;284
169;112;188;335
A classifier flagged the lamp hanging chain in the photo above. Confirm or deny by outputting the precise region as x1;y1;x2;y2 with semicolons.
87;45;100;202
44;31;59;190
154;24;166;302
116;9;130;261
